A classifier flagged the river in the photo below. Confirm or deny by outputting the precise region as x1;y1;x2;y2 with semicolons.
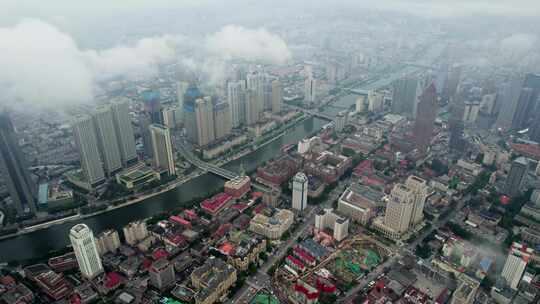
0;117;328;262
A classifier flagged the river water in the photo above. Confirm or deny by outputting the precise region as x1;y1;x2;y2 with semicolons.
0;117;329;262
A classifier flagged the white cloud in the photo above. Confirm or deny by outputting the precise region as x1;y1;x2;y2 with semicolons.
0;19;176;109
205;25;291;65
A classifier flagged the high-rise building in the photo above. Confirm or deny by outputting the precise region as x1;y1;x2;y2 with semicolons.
292;172;308;211
227;81;246;128
213;101;232;141
304;76;317;106
111;99;137;166
162;107;177;129
139;114;154;159
149;259;176;290
195;97;215;146
271;80;283;114
72;115;105;186
176;81;189;124
247;72;265;112
448;93;466;153
95;229;120;255
367;90;384;112
404;175;429;226
149;124;176;176
413;83;438;151
123;220;149;245
245;90;261;126
142;89;162;124
445;65;462;99
92;106;122;176
183;84;204;144
463;101;480;124
501;243;533;290
384;184;415;234
0;113;37;214
314;208;349;241
392;76;418;117
69;224;103;280
356;95;367;113
505;157;528;197
495;76;523;130
511;88;534;131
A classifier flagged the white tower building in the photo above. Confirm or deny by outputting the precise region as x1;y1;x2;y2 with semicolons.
149;124;176;176
70;224;103;280
292;172;308;211
72;115;105;186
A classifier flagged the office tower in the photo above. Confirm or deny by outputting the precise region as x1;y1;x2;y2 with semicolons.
496;76;523;130
69;224;103;280
263;80;273;111
213;102;232;141
111;99;137;166
392;76;418;117
463;101;481;124
384;184;415;233
72;115;105;186
195;97;215;146
142;89;162;124
149;259;176;290
92;106;122;176
245;90;261;126
511;88;534;131
404;175;429;226
227;81;246;128
505;157;528;197
501;243;533;290
304;75;317;106
434;63;448;96
0;113;37;214
413;83;438;151
367;90;384;112
271;80;283;114
176;81;189;124
183;84;203;144
149;124;176;176
292;172;308;211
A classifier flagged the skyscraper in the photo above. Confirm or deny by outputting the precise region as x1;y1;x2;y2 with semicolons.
183;84;204;144
413;83;438;151
495;76;523;130
227;81;246;128
501;243;533;290
448;92;466;153
247;72;265;113
142;89;162;125
505;157;528;197
72;115;105;186
139;114;154;159
511;88;534;131
92;106;122;176
292;172;308;211
0;113;37;214
213;101;232;141
392;76;418;117
69;224;103;280
404;175;429;226
195;97;215;146
271;80;283;114
304;75;317;106
444;65;461;99
149;124;176;176
111;99;137;166
245;90;261;126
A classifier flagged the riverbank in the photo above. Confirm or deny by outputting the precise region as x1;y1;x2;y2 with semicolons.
0;113;314;242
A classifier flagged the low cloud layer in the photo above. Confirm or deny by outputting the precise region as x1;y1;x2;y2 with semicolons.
205;25;291;64
0;19;291;110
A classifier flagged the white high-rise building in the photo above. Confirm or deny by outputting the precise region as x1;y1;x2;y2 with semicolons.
292;172;308;211
245;90;261;126
227;81;245;128
111;98;138;166
72;115;105;186
315;208;349;241
404;175;429;226
195;97;215;146
368;91;384;112
95;229;121;255
149;124;176;176
93;105;122;175
384;184;415;233
123;221;149;245
501;243;533;290
70;224;103;280
356;95;367;113
247;72;265;113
